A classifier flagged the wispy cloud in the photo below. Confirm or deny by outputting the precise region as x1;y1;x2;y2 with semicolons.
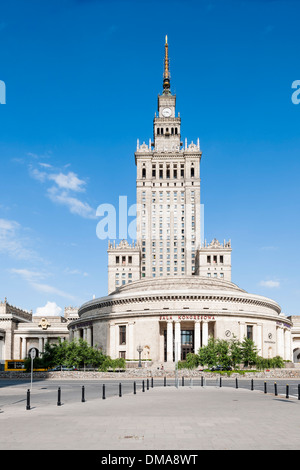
10;267;77;302
260;280;280;288
28;158;96;219
0;219;38;260
47;187;96;219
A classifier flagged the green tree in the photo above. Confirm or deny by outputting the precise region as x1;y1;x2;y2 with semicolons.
229;336;242;369
240;337;258;367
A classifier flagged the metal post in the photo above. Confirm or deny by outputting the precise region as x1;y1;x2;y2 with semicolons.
151;377;153;388
201;376;203;387
57;387;61;406
134;381;136;395
164;376;166;387
147;379;149;390
286;384;289;399
264;381;267;394
298;384;300;400
274;382;278;396
182;376;184;387
251;379;254;391
119;383;122;397
142;380;145;392
102;384;106;399
235;378;238;389
220;377;222;388
81;385;85;402
26;389;30;410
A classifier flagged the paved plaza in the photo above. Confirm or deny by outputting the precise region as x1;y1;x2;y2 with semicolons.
0;383;300;450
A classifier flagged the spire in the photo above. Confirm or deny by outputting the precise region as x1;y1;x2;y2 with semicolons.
163;35;171;94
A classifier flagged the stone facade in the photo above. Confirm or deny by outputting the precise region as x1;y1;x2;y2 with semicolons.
0;299;78;369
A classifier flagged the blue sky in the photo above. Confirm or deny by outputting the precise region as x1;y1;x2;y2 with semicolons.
0;0;300;316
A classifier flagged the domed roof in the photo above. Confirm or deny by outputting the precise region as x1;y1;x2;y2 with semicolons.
109;275;246;296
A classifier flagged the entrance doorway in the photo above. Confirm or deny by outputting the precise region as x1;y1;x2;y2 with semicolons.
181;330;194;360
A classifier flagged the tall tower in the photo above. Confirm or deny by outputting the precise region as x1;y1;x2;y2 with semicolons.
135;36;202;279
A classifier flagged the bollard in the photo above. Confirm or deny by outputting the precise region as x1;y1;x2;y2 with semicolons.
182;376;184;387
286;384;289;399
274;382;278;396
151;377;153;388
251;379;254;391
142;380;145;392
102;384;106;400
26;389;31;410
119;383;122;397
164;376;166;387
134;381;136;395
264;382;267;394
235;378;238;389
57;387;61;406
298;384;300;400
147;379;149;390
81;386;86;403
220;377;222;388
201;376;203;387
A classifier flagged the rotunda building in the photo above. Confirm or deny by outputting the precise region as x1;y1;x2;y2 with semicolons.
69;276;292;363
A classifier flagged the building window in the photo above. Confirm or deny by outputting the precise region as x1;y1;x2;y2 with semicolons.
119;351;126;359
119;326;126;345
142;167;146;178
246;325;253;340
116;256;120;264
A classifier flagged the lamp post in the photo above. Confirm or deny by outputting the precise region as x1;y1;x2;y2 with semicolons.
137;345;143;368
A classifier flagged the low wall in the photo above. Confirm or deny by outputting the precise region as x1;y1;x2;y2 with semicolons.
1;368;300;380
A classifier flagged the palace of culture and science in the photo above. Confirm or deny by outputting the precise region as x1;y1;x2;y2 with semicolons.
1;38;299;368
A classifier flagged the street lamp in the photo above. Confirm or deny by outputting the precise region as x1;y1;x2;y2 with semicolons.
137;345;143;368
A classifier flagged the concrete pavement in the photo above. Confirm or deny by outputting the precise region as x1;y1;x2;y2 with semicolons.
0;385;300;450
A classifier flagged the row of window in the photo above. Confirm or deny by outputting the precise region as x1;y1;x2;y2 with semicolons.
207;255;224;264
142;163;196;179
115;255;133;265
156;127;179;135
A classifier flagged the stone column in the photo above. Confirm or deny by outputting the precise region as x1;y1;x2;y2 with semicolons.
202;321;208;347
277;326;284;358
284;328;291;361
239;322;245;342
194;320;201;354
21;336;27;359
109;323;116;359
167;320;173;363
86;327;92;346
256;324;262;356
128;322;135;360
174;321;181;362
38;337;44;357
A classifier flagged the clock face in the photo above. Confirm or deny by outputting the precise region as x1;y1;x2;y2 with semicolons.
162;107;172;117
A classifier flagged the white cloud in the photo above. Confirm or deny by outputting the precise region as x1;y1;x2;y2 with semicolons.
48;171;86;192
28;161;95;219
10;268;47;282
47;187;96;219
260;280;280;288
30;282;77;301
0;218;37;260
34;301;62;316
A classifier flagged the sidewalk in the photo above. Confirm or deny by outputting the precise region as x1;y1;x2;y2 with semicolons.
1;386;300;450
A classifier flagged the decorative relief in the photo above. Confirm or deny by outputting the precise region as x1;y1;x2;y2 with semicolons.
38;318;51;330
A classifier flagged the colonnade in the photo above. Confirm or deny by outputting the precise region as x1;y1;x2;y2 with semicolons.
165;319;210;362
